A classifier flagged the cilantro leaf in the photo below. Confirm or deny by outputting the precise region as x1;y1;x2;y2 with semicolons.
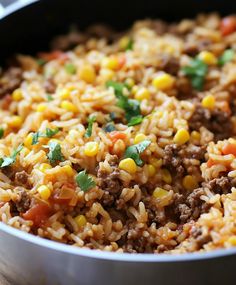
65;63;77;74
0;128;4;139
75;170;96;192
0;144;23;168
106;80;143;125
37;59;46;66
218;49;235;66
124;140;151;166
47;94;53;101
127;115;143;127
182;59;208;91
47;141;64;164
31;128;59;145
85;116;96;138
126;38;134;51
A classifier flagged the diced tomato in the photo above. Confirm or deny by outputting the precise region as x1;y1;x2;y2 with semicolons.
118;55;126;69
50;183;77;206
109;131;127;143
220;16;236;36
22;202;52;227
38;50;68;63
207;158;216;168
222;143;236;156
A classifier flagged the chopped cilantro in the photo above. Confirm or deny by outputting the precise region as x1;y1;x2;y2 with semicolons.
47;94;54;101
106;80;143;125
182;58;208;91
65;63;77;74
126;38;134;51
218;49;235;66
47;141;64;164
0;128;4;139
0;144;23;168
85;116;96;138
31;128;59;145
124;140;151;166
37;58;46;66
127;115;143;127
75;170;96;192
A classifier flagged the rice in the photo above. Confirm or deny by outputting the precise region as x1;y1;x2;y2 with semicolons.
1;13;236;254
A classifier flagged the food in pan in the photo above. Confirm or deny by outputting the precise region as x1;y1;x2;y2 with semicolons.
1;13;236;253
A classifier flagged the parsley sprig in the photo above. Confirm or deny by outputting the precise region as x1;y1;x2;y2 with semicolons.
218;49;235;66
75;170;96;192
106;80;143;126
124;140;151;166
0;144;23;168
182;58;208;91
0;128;4;139
32;128;60;145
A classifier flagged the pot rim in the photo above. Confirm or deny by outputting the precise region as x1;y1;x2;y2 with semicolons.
0;222;236;262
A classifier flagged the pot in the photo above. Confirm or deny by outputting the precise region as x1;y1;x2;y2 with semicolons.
0;1;236;284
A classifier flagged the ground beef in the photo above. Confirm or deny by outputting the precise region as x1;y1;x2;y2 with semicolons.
43;78;56;94
15;190;31;213
0;67;23;98
162;144;206;178
158;55;180;75
189;105;233;141
190;227;212;249
183;39;212;56
14;171;30;188
203;176;236;194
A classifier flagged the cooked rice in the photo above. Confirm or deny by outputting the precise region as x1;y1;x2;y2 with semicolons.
1;13;236;253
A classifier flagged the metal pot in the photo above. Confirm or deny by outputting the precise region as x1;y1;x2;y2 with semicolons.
0;1;236;284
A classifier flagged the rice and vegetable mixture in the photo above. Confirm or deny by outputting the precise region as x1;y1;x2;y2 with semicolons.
1;13;236;253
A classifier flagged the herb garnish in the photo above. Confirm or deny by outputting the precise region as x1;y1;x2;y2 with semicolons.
182;58;208;91
218;49;235;66
84;116;96;138
0;128;4;139
65;63;77;74
47;141;64;164
47;94;54;101
106;80;143;125
104;123;116;132
0;144;23;168
31;128;59;145
75;170;96;192
124;140;151;166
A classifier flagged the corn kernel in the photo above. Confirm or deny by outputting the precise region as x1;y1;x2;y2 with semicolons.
38;163;52;173
36;103;47;112
119;36;130;50
8;116;22;128
59;88;71;100
190;131;201;141
182;175;198;191
62;165;74;176
102;57;119;70
24;133;33;148
173;129;190;145
74;215;87;228
125;78;135;88
134;133;147;144
12;89;23;101
152;73;175;91
162;168;172;184
153;187;168;198
119;158;137;174
99;68;114;81
149;158;162;168
37;185;51;200
147;164;156;177
79;65;96;83
201;94;215;110
134;88;150;101
198;51;217;65
61;100;77;112
131;85;138;95
227;236;236;246
84;142;99;157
